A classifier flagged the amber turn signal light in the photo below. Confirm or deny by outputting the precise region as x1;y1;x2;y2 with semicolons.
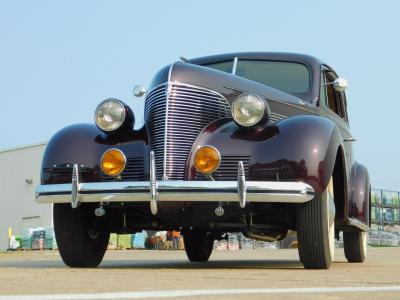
194;146;221;174
101;149;126;176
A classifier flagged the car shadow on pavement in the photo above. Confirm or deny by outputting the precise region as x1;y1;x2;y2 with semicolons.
100;259;304;270
0;259;304;270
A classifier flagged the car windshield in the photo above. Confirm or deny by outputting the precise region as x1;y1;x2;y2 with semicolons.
205;59;311;96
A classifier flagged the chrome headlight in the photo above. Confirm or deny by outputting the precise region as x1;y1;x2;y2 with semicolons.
95;99;126;132
231;94;268;127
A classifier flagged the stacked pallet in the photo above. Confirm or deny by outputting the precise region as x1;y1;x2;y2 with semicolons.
117;234;131;249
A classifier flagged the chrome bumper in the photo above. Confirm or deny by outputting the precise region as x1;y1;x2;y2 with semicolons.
36;181;314;207
35;152;315;215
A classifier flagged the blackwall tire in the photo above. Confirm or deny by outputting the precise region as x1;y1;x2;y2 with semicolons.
297;178;336;269
343;231;367;263
54;203;110;268
183;231;214;262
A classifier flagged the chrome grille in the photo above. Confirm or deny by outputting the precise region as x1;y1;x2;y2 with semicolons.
145;83;231;180
270;112;286;124
100;157;145;181
196;155;251;180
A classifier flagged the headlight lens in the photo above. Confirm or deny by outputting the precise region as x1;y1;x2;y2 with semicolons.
95;99;126;132
231;94;265;127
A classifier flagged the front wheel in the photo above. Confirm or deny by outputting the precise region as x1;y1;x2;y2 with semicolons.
296;177;336;269
343;231;367;263
183;231;214;262
54;204;110;268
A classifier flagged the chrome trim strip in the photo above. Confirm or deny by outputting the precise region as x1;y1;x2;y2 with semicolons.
149;151;158;215
71;164;81;208
232;57;238;75
169;81;229;104
237;161;246;208
343;137;356;142
268;98;316;113
270;112;286;120
164;63;176;180
36;181;315;204
224;86;248;94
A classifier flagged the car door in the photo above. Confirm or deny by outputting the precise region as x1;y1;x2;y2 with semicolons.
319;68;354;177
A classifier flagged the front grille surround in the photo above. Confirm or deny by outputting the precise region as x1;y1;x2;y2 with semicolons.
145;82;231;180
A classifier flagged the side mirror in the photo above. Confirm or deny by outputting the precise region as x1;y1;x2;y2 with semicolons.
133;85;147;97
324;77;348;92
333;78;348;92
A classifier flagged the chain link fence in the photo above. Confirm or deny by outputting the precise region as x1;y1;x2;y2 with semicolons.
371;189;400;230
368;189;400;246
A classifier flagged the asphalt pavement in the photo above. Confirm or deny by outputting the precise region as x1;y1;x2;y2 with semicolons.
0;247;399;299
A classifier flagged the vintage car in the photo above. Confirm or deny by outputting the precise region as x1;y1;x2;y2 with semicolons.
36;52;370;269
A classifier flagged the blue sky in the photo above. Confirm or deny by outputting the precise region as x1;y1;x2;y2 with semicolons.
0;1;399;190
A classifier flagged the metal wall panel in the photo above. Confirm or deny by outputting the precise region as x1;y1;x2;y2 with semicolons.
0;143;50;250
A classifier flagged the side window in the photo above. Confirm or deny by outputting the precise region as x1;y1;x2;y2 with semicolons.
319;71;326;103
323;71;348;122
325;73;340;115
341;93;349;122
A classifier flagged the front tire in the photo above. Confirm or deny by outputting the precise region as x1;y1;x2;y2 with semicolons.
297;177;336;269
343;231;367;263
54;203;110;268
183;231;214;262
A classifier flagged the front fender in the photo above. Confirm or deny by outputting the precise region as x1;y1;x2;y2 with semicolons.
41;123;149;184
187;115;344;195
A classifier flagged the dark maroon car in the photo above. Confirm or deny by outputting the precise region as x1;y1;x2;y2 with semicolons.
36;52;370;269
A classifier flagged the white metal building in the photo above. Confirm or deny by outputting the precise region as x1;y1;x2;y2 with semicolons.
0;142;51;250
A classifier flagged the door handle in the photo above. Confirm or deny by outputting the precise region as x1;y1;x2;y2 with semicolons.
343;137;356;142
